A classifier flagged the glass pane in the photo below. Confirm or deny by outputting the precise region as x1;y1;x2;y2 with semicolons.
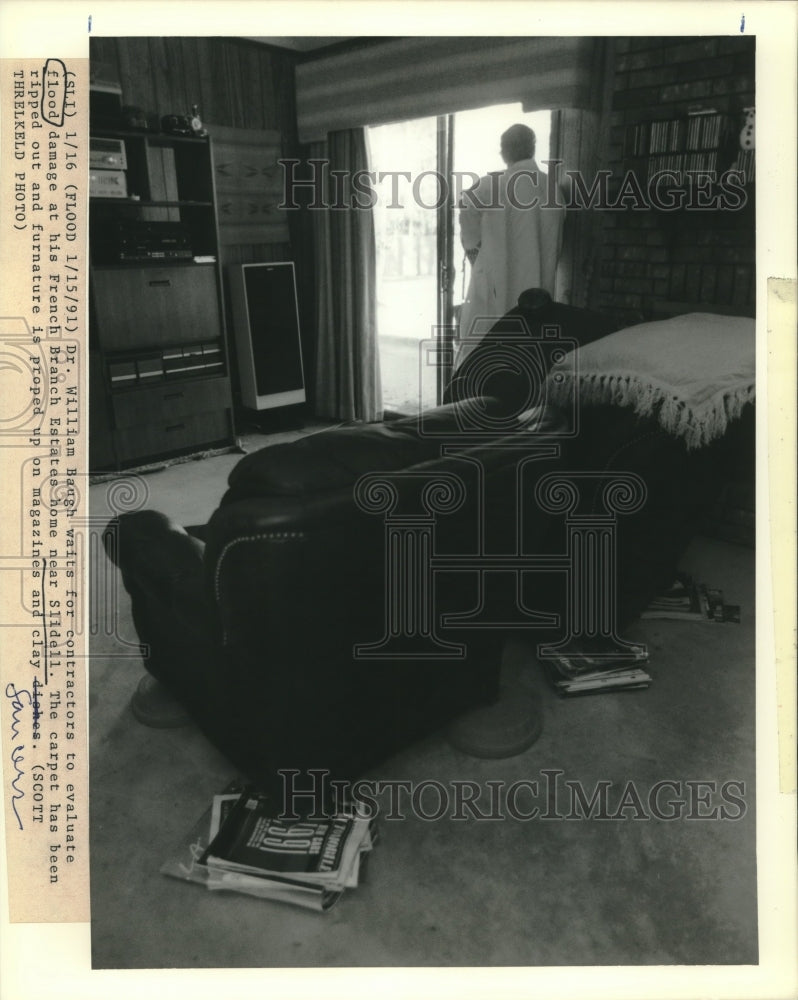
368;117;439;415
368;105;551;414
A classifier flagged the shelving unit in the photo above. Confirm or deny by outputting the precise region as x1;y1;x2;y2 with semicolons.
89;128;236;470
623;111;741;184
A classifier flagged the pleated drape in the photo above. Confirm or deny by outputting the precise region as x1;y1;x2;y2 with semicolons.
312;129;382;422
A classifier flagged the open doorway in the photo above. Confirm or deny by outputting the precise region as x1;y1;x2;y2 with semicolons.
368;115;439;414
368;104;552;415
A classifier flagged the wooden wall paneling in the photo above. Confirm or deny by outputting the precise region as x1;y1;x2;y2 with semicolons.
193;37;224;126
258;48;280;130
238;43;256;127
242;46;266;130
222;243;291;267
116;37;156;110
90;37;116;66
213;42;237;124
220;41;245;128
179;37;207;121
238;42;258;127
262;45;283;130
148;37;170;114
273;54;299;144
162;37;191;116
140;38;158;110
214;37;233;124
111;37;133;103
221;243;275;269
215;225;290;251
90;37;301;148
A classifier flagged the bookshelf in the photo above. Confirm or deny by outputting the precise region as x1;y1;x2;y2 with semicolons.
89;129;236;470
624;110;754;186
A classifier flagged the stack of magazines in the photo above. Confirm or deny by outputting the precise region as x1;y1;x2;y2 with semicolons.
540;573;741;696
542;642;652;696
162;785;376;911
640;573;741;623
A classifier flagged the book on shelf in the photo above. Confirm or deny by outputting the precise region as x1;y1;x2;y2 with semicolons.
162;785;376;912
624;123;649;159
686;109;726;150
643;111;730;185
734;148;755;183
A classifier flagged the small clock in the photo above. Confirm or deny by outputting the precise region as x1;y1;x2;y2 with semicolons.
190;105;208;138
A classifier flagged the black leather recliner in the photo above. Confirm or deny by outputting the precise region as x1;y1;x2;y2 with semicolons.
106;292;744;795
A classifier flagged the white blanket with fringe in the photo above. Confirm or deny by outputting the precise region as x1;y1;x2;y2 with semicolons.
546;312;755;449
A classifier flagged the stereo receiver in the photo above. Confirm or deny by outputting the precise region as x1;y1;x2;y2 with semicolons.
89;136;127;170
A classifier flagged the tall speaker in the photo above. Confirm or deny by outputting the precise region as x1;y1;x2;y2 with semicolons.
228;261;306;410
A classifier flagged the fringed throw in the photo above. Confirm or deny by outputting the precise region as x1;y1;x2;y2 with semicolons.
546;312;756;450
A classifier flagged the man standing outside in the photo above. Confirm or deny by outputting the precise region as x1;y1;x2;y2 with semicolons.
457;124;565;361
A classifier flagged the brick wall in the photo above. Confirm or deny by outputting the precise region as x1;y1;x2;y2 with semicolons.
595;36;755;325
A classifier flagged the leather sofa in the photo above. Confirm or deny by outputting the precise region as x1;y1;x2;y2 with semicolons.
106;292;747;797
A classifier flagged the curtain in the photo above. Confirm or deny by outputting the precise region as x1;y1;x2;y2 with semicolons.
312;129;382;422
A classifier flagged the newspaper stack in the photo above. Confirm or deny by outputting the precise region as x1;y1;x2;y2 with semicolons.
641;573;741;624
543;642;652;696
161;784;376;911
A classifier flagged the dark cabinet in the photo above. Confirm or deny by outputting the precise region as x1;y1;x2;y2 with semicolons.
91;263;223;351
90;129;235;470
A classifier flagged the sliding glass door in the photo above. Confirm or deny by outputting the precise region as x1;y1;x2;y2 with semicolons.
369;105;551;415
368;115;440;414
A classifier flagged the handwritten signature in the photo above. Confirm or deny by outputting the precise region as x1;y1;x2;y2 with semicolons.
5;682;40;830
178;838;206;877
